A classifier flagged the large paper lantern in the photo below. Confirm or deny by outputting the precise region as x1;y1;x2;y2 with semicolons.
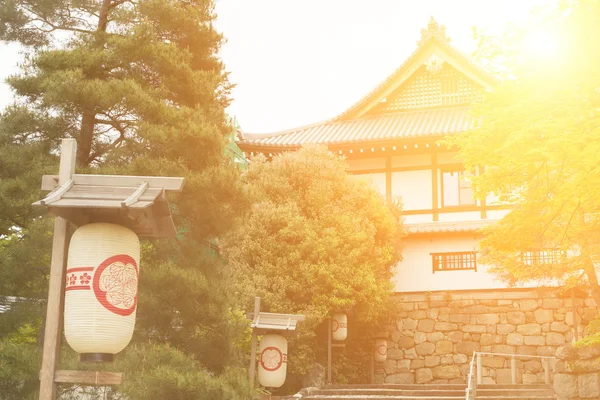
258;334;288;388
64;223;140;362
374;339;388;362
331;313;347;341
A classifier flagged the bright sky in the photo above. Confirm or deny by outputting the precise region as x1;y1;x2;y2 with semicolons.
0;0;551;133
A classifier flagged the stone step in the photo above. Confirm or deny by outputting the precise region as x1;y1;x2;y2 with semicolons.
314;389;467;396
324;384;467;390
305;397;467;400
476;389;553;396
475;398;553;400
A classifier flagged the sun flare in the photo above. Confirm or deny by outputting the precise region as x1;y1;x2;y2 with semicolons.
523;29;562;58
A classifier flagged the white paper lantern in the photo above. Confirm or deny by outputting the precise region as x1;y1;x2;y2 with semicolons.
374;339;388;362
331;313;347;341
64;223;140;362
258;334;288;388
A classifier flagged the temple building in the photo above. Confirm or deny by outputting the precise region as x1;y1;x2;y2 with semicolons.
237;17;597;386
237;17;507;293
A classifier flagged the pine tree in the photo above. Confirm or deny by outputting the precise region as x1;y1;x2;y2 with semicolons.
0;0;251;398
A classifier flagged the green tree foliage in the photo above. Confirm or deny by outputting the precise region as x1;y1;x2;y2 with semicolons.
0;0;252;398
447;0;600;305
222;145;404;390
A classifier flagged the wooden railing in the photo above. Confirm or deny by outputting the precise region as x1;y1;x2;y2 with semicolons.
465;352;555;400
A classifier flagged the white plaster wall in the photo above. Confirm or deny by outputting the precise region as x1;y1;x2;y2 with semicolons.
437;211;482;222
393;235;509;292
392;170;432;210
403;214;434;224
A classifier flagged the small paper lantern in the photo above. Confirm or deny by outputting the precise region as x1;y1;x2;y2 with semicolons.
258;334;288;388
374;339;388;362
331;313;347;341
64;223;140;362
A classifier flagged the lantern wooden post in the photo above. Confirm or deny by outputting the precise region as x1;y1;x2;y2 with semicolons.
35;139;184;400
39;138;76;400
248;297;260;387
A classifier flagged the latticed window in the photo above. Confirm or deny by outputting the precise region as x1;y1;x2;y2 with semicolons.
520;250;565;266
431;252;477;273
369;64;485;114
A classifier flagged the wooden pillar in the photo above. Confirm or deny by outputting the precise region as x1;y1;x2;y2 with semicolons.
544;358;550;384
327;317;332;385
39;139;77;400
248;297;260;387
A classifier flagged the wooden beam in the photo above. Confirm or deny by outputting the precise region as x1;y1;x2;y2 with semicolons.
39;138;76;400
41;174;184;192
122;181;149;207
54;370;123;386
40;179;74;205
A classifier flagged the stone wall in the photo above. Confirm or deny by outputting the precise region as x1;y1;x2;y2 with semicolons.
375;288;597;385
554;344;600;400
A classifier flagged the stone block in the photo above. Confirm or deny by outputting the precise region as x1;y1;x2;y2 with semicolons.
551;322;570;333
579;344;600;360
496;368;522;384
388;348;403;360
409;310;427;319
433;365;461;379
427;332;444;343
507;311;526;325
492;344;516;354
517;345;538;356
399;302;415;311
555;312;566;321
482;356;505;368
543;298;564;309
415;342;435;356
385;372;414;384
524;336;545;346
435;340;453;355
523;373;538;384
541;322;550;333
425;355;440;367
579;373;600;398
403;318;417;330
477;313;500;324
397;336;415;349
383;359;397;374
448;331;462;343
482;377;496;384
453;353;468;364
418;319;435;333
556;344;578;360
434;321;456;332
414;331;427;344
411;359;425;369
547;332;566;346
463;325;487;333
479;333;494;346
507;332;524;346
431;379;449;384
415;368;433;384
523;360;542;373
471;333;481;341
427;308;439;319
537;346;556;356
554;373;578;398
585;298;597;307
396;319;403;331
517;323;542;335
405;347;417;359
518;299;539;311
456;341;480;355
497;324;516;334
534;309;554;324
391;330;403;342
418;301;429;310
449;314;470;324
449;378;466;384
441;356;453;365
397;359;411;372
373;373;385;384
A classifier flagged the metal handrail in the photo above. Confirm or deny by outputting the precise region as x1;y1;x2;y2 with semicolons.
465;352;556;400
465;352;477;400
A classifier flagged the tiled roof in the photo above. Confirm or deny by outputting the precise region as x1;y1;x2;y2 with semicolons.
406;220;497;234
240;106;472;148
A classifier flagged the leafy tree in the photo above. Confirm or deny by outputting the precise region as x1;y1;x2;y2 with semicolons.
0;0;252;398
222;145;404;392
447;0;600;304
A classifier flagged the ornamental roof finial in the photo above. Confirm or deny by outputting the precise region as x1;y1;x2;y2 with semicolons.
417;16;451;46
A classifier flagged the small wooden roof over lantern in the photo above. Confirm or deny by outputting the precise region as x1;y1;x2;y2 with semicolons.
250;312;306;337
33;143;184;237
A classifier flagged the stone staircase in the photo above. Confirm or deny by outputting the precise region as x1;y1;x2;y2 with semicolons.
302;383;554;400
